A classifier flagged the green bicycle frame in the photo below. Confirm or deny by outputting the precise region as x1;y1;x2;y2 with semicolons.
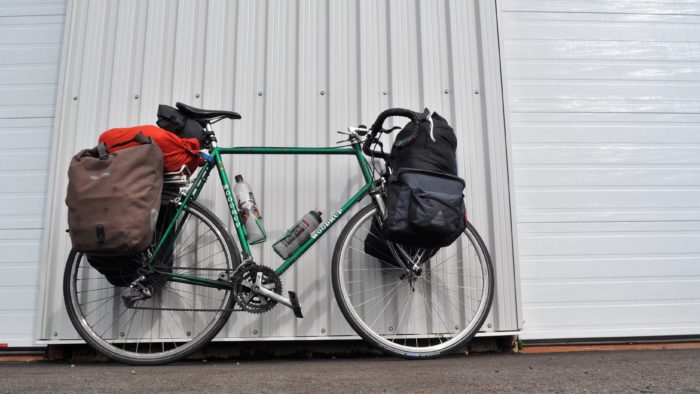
150;140;378;289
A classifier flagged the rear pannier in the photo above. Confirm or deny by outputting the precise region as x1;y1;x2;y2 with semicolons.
66;132;163;255
85;198;176;287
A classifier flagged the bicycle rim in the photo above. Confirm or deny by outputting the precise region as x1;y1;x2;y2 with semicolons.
333;205;493;358
63;200;237;365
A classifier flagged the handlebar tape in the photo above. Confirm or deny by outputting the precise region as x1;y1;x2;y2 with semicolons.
369;108;422;133
364;108;430;159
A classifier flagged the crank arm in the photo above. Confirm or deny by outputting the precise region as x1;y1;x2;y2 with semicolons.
253;284;292;308
252;284;304;318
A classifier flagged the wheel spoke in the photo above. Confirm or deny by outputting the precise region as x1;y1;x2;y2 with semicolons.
333;205;493;358
64;200;238;364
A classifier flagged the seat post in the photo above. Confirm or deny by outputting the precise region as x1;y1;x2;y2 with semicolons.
205;122;217;147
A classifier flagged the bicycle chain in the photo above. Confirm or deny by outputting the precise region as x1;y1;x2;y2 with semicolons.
125;262;263;313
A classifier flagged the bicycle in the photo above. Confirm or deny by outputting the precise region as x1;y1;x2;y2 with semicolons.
62;104;494;365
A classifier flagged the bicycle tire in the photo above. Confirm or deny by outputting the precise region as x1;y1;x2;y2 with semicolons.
63;197;240;365
332;204;494;359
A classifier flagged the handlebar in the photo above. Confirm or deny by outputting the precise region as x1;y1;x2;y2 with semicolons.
369;108;422;134
362;108;426;160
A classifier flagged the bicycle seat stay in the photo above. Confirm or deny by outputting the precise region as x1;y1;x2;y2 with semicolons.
176;102;241;121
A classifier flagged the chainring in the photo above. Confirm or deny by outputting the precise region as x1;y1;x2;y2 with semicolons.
232;265;282;314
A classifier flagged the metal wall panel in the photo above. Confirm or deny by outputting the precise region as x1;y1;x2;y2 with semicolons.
38;0;518;342
499;0;700;339
0;0;66;347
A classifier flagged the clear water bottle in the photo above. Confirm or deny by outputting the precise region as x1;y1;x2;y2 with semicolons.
273;210;323;259
233;174;267;244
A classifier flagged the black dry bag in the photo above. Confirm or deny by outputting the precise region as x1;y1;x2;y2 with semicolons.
156;104;207;145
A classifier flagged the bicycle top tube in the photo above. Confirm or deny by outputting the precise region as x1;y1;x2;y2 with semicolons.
217;146;356;155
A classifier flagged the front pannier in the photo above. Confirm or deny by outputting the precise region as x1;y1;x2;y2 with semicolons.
363;109;467;260
65;132;164;255
382;169;466;248
363;216;438;268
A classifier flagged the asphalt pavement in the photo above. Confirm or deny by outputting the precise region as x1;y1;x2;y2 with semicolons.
1;349;699;393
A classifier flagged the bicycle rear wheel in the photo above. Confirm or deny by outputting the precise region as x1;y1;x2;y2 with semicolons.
332;204;494;358
63;198;239;365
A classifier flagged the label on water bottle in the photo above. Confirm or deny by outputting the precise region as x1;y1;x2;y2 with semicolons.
238;192;261;221
273;219;312;259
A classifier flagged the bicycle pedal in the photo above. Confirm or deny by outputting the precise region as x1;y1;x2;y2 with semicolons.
288;291;303;318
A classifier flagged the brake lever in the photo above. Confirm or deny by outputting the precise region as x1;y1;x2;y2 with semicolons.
336;130;352;144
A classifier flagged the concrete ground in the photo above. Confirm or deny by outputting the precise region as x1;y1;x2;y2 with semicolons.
1;349;699;393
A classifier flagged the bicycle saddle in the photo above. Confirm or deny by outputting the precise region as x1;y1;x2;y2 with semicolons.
176;102;242;120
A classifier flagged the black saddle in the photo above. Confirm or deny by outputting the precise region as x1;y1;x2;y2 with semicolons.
176;102;241;121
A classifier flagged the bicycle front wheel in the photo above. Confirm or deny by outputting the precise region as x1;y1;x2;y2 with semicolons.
332;204;494;358
63;198;239;365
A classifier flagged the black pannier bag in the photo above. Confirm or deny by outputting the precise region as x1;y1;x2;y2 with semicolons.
382;169;466;248
363;216;438;267
156;104;207;144
87;195;177;287
364;109;466;259
86;254;141;287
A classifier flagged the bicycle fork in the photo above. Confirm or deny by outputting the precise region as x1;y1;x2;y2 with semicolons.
371;188;424;278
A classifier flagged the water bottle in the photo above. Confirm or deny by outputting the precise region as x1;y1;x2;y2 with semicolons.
273;210;323;259
233;174;267;244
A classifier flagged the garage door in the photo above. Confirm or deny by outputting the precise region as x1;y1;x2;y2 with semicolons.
500;0;700;339
0;0;66;346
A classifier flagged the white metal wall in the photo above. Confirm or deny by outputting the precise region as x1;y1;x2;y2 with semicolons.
38;0;519;343
499;0;700;339
0;0;66;347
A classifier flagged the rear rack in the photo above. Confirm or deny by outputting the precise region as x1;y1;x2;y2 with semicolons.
163;166;192;186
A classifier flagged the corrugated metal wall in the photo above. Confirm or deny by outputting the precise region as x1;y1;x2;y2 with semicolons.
38;0;519;342
0;0;66;347
500;0;700;339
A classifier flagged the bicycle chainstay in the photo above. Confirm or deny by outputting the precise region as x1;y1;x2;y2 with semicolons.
124;263;254;313
125;305;245;312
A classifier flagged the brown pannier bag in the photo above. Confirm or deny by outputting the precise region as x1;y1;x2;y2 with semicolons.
66;132;164;255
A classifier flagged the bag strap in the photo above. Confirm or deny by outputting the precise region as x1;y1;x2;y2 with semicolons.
107;131;153;151
97;142;109;160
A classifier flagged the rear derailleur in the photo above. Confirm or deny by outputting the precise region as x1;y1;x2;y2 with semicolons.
122;275;155;308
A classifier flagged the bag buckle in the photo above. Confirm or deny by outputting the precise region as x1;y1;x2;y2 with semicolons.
96;224;105;243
